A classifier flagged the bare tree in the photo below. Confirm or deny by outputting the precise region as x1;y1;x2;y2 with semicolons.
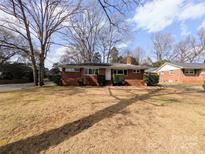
172;36;194;62
98;23;124;63
151;32;174;61
0;49;16;65
65;7;103;63
60;47;83;64
133;46;144;64
0;0;81;86
142;56;153;65
172;29;205;63
62;4;125;63
97;0;142;25
0;28;23;64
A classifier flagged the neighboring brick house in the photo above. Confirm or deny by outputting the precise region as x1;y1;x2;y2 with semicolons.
60;57;148;86
157;62;205;83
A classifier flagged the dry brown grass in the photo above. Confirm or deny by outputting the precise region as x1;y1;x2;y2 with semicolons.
0;85;205;154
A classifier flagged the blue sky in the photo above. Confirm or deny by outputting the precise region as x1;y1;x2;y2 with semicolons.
46;0;205;68
126;0;205;58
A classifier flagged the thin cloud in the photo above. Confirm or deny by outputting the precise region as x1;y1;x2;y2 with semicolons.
130;0;205;33
117;41;131;49
178;2;205;20
45;46;69;68
198;19;205;30
180;22;191;36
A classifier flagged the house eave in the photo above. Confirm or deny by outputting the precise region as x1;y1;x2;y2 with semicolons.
60;63;149;70
156;62;183;72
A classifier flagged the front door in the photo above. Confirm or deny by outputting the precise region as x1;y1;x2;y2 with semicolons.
105;69;111;80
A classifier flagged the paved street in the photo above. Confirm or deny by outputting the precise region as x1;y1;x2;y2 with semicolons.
0;83;34;92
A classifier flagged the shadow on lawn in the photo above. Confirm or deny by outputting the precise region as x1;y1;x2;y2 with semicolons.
0;88;180;153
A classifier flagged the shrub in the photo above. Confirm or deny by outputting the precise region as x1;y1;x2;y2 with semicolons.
49;74;61;85
48;64;62;85
203;81;205;90
0;63;33;81
77;78;84;86
97;75;106;86
112;74;125;86
144;73;159;86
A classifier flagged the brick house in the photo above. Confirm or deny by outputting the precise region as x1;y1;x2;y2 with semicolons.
60;57;148;86
157;62;205;83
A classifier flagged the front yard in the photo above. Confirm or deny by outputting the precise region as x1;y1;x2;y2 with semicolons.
0;85;205;153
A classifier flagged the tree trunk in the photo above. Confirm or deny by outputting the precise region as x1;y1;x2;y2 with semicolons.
39;54;45;86
32;65;38;86
31;56;38;86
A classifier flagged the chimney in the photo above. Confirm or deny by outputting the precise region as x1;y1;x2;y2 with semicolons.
127;54;132;65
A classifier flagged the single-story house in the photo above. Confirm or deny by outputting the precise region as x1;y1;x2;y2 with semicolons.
157;62;205;83
60;57;148;86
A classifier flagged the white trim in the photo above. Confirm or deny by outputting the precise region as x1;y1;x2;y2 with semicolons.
156;62;182;72
106;69;111;80
65;68;80;72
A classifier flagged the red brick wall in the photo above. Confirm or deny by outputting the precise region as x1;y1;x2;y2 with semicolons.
159;69;182;83
84;75;98;86
181;69;205;83
83;68;106;86
61;68;83;86
61;67;145;86
159;69;205;83
61;68;106;86
125;69;144;86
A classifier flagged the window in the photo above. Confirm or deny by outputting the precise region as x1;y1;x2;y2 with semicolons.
113;69;128;75
118;70;124;74
184;69;195;75
65;68;80;72
133;69;140;73
85;68;99;75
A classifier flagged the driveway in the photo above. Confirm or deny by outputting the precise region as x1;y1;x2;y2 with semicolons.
0;83;34;92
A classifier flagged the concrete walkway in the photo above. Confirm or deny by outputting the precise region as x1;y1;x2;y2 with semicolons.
0;83;34;92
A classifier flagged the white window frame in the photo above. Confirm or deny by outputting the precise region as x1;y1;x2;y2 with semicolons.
113;69;128;76
133;69;140;73
65;68;80;72
85;68;99;75
184;69;195;75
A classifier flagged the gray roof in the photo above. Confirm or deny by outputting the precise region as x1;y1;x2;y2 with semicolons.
110;63;148;69
171;62;205;69
145;67;158;73
61;63;149;69
61;63;111;67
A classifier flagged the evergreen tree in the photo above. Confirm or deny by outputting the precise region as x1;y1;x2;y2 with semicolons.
110;47;119;63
